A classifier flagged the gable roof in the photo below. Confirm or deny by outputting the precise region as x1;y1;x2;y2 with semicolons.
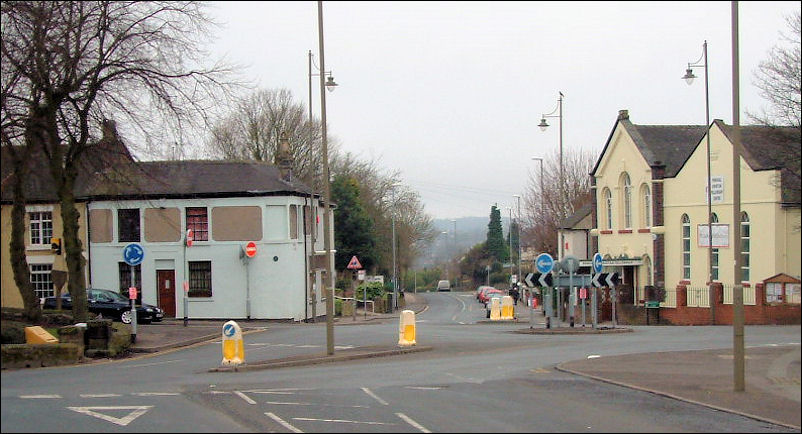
592;111;800;205
591;110;706;178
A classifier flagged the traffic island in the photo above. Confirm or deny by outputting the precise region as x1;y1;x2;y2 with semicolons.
512;326;633;335
209;345;433;372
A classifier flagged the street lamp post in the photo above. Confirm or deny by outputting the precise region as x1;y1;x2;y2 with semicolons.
539;92;564;194
391;186;398;310
507;206;514;284
450;219;457;290
317;0;336;356
682;40;715;323
441;231;449;282
513;194;522;283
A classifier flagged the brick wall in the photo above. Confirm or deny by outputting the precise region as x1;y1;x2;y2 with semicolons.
659;283;800;325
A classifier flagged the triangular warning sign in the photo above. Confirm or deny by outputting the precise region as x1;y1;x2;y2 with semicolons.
67;406;152;426
347;255;362;269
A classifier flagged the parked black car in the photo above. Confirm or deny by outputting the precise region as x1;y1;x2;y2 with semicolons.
43;288;164;324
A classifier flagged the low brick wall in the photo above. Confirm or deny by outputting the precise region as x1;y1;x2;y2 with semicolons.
657;283;800;326
1;343;83;369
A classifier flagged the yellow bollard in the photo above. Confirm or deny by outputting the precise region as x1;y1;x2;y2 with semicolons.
221;320;245;366
25;326;58;344
490;297;501;321
398;310;416;347
501;295;514;320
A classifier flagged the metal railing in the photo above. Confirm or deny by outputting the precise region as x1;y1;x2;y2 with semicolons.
686;287;710;307
661;288;677;308
722;284;756;305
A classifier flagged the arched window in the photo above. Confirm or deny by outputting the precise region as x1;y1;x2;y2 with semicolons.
644;255;653;286
641;184;651;228
711;213;719;281
603;188;613;230
621;173;632;228
741;212;750;282
681;214;691;280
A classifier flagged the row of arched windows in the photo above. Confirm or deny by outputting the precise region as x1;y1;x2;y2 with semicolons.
601;172;651;230
681;212;751;282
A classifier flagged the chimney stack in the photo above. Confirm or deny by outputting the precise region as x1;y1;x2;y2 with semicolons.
276;132;293;181
618;110;629;120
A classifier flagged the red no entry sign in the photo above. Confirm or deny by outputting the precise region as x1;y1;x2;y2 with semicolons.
245;241;257;258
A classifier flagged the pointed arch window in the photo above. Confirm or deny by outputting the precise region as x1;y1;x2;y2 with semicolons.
681;214;691;280
603;188;613;230
621;173;632;228
641;184;652;228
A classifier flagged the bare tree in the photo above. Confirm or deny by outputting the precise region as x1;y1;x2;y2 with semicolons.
207;88;326;188
1;1;237;321
521;148;596;255
749;11;801;129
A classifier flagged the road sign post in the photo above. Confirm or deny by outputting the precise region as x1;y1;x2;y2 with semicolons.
123;243;144;342
535;253;554;329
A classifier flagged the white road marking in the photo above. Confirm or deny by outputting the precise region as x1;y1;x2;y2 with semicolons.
20;395;61;399
404;386;443;390
67;406;152;426
397;412;432;433
246;388;312;393
265;401;370;408
587;355;601;359
80;394;121;398
127;359;184;368
265;412;304;433
292;417;392;426
234;391;256;404
361;387;388;405
133;392;181;396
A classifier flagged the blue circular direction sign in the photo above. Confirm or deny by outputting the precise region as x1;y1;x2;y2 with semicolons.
535;253;554;274
592;252;603;274
223;323;236;338
122;243;144;266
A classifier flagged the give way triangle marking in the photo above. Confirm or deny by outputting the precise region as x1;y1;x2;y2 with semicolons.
67;406;153;426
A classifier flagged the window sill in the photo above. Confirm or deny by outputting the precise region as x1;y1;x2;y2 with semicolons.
600;230;613;235
27;245;52;251
617;229;633;234
637;228;651;233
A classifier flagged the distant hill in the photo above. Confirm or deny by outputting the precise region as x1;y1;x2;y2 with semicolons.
415;216;511;269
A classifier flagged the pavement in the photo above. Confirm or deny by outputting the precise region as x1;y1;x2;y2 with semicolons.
127;292;801;431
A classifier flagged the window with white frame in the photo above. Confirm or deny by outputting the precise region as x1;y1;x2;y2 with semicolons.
30;264;54;299
621;173;632;228
641;184;651;228
681;214;691;280
604;188;613;230
766;282;783;303
741;212;750;282
29;211;53;246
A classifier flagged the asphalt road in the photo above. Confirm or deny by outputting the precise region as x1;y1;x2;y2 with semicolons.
2;291;800;433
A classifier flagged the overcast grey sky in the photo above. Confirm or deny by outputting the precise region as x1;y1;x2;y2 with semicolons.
205;1;798;219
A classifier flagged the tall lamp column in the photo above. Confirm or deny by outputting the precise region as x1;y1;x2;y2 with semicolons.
539;92;564;199
317;0;336;355
682;40;714;322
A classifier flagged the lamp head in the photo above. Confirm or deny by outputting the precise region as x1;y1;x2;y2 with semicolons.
682;68;696;85
325;75;338;92
538;118;549;131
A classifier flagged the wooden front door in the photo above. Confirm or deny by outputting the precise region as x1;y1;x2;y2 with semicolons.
157;270;176;317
